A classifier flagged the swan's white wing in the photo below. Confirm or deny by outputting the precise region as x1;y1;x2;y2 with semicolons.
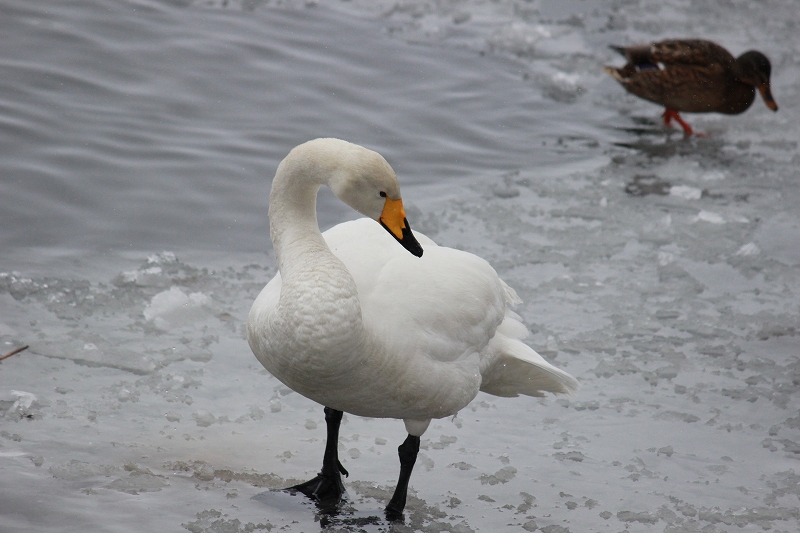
324;219;506;363
480;285;578;397
480;310;579;397
257;218;578;403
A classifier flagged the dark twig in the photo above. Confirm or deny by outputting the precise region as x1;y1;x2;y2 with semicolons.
0;345;29;361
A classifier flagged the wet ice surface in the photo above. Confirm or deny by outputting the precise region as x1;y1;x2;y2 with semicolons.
2;0;800;532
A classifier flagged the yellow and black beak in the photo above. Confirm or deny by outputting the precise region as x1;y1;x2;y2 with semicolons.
758;83;778;111
379;197;423;257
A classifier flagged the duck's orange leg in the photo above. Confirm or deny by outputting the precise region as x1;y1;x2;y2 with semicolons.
662;109;694;135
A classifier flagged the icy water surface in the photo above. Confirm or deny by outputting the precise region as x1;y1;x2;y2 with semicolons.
2;0;800;532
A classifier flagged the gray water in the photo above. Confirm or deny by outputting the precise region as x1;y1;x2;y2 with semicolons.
2;0;800;532
1;0;608;253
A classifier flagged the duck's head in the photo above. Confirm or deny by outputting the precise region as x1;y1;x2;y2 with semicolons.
326;140;424;258
736;51;778;111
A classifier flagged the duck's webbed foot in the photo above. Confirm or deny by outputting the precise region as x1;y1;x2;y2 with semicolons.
662;109;696;136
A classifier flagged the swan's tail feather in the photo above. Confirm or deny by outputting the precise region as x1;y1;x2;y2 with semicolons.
480;334;579;398
495;309;529;340
500;279;522;307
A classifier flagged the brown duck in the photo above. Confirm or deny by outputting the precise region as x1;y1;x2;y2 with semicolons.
604;39;778;135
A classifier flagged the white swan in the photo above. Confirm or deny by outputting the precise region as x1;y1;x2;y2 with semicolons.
247;138;578;518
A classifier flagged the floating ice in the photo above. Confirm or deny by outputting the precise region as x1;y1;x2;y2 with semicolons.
10;390;36;409
478;466;517;485
735;242;760;256
192;410;217;427
488;22;550;57
144;286;212;330
657;445;674;457
49;460;118;481
539;71;584;103
119;266;162;285
702;170;726;181
7;390;40;420
694;210;726;224
147;251;177;264
670;185;702;200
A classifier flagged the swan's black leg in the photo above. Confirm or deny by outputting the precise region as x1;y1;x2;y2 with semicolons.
288;407;349;505
385;434;420;521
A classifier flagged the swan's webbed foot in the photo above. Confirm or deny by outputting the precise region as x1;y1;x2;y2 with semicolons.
288;463;348;505
384;501;405;522
288;407;349;507
384;434;421;521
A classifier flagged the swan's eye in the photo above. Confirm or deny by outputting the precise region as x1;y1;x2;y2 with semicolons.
379;191;387;198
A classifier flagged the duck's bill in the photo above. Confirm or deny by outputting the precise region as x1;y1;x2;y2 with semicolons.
379;198;424;257
759;83;778;111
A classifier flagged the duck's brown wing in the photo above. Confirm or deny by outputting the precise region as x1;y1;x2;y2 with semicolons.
610;39;735;68
618;64;733;112
649;39;735;67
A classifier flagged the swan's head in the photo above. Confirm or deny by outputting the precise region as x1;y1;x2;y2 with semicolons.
324;140;424;258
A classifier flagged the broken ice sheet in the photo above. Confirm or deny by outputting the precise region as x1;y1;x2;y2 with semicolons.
144;286;213;330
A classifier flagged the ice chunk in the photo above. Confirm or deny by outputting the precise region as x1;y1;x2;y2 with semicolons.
617;510;658;524
702;170;726;181
554;451;585;462
4;390;47;420
735;242;760;256
49;460;118;481
105;464;168;494
10;390;36;410
147;251;177;264
539;71;584;103
192;410;216;427
657;445;674;457
119;266;162;286
670;185;703;200
144;286;212;329
625;175;670;196
488;22;549;58
479;466;517;485
695;211;726;224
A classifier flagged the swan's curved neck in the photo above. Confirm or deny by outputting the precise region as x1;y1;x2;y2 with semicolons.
269;162;328;277
268;149;361;325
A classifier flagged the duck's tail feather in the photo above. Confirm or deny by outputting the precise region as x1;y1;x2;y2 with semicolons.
609;44;627;56
603;65;626;82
